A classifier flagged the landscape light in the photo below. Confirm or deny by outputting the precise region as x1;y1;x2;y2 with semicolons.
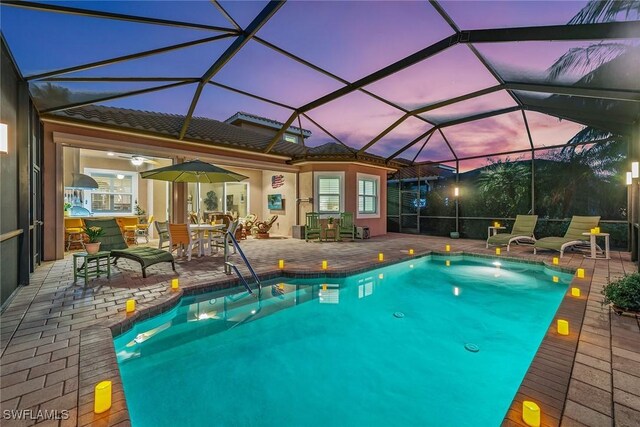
557;319;569;336
522;401;540;427
571;288;581;297
94;381;112;414
453;187;459;197
626;171;633;185
632;161;639;178
576;268;585;278
126;299;136;313
171;279;179;290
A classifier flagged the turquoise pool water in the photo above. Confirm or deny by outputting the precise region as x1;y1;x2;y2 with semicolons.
114;255;571;427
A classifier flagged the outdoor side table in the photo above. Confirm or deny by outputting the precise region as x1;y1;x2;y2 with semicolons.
73;251;111;286
581;232;610;260
322;227;337;242
487;226;506;240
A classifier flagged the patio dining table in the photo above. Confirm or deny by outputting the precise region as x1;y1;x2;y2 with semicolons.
190;223;226;256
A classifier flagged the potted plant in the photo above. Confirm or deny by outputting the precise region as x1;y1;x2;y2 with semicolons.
64;202;72;217
327;217;335;229
602;273;640;316
83;226;105;254
134;201;146;216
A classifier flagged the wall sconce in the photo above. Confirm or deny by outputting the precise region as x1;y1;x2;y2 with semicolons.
633;161;639;179
453;187;459;197
626;171;633;186
0;123;7;154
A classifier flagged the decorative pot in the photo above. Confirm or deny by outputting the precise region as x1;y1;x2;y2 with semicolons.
64;210;70;217
85;242;101;254
327;224;334;229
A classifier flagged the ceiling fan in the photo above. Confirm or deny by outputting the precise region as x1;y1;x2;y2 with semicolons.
117;154;159;166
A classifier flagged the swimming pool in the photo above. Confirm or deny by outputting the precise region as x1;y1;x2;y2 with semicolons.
114;255;571;426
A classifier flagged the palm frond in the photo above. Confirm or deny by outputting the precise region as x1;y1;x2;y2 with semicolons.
547;43;629;80
569;0;640;24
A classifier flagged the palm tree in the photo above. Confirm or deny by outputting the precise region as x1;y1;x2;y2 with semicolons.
474;158;531;217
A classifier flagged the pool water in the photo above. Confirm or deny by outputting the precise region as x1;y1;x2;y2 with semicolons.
114;255;571;427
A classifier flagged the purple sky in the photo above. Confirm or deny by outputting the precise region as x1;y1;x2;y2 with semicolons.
2;0;632;168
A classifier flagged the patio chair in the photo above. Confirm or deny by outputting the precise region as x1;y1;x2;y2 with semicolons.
305;212;321;242
168;223;200;261
533;215;601;257
486;215;538;251
252;215;278;238
154;220;170;249
211;219;239;254
64;218;85;250
240;213;257;239
339;212;355;241
83;218;175;278
116;217;139;245
135;215;153;243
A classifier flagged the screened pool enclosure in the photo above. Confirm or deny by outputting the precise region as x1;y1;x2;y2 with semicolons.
2;0;639;248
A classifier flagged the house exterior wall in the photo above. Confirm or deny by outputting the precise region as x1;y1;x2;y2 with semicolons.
297;163;388;237
261;171;296;236
1;42;21;303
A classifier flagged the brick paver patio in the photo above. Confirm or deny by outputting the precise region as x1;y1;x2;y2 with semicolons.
1;234;638;426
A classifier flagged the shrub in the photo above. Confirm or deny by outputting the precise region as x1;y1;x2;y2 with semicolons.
602;273;640;312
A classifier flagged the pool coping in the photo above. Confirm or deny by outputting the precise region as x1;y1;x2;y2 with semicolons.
78;251;584;427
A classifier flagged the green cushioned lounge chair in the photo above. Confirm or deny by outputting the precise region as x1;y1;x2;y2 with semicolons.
533;215;601;258
84;218;175;278
486;215;538;251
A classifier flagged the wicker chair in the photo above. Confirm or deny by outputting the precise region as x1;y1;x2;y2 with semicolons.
251;215;278;239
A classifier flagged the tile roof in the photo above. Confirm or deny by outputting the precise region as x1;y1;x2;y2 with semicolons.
51;105;307;157
48;105;396;168
306;142;356;156
225;112;312;137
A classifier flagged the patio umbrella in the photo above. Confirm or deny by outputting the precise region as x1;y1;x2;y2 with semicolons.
140;159;248;221
139;159;248;183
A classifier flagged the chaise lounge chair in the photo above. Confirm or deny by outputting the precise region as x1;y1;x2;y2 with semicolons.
533;215;601;258
486;215;538;251
84;218;175;278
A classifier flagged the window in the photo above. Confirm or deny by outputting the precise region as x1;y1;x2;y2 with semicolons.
315;172;344;214
85;169;137;215
284;134;298;144
318;177;341;213
357;173;380;218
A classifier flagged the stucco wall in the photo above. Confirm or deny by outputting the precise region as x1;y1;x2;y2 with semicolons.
298;163;388;236
262;171;296;236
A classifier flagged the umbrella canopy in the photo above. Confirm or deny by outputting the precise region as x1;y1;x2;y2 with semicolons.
139;160;248;183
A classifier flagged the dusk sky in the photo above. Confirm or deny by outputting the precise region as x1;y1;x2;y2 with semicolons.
1;0;637;168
